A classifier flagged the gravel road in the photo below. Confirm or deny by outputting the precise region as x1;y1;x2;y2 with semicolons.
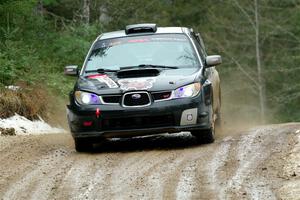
0;123;299;200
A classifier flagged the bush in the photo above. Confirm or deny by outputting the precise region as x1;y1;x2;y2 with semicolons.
0;86;48;120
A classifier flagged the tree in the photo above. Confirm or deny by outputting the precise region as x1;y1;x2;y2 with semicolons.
83;0;90;24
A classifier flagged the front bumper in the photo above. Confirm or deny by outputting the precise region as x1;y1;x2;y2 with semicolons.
67;95;212;139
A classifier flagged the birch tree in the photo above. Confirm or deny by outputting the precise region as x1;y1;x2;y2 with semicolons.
200;0;267;123
254;0;265;122
230;0;266;122
83;0;90;24
202;0;300;123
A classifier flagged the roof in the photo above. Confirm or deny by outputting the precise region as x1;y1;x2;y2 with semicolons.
98;27;190;40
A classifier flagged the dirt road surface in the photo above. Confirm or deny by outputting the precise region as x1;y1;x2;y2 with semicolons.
0;123;299;200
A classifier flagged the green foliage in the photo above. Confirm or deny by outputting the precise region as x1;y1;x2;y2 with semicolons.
0;1;101;96
42;0;58;6
0;53;15;85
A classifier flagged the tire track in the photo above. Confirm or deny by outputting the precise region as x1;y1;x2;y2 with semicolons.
2;149;69;200
175;155;203;200
76;153;122;200
109;150;184;200
0;124;299;200
135;150;187;200
219;126;291;199
54;154;97;199
205;137;233;199
0;140;60;196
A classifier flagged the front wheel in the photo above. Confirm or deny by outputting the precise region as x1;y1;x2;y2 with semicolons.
191;128;215;144
191;104;216;144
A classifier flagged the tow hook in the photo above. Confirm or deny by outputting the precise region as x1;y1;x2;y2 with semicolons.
96;108;101;118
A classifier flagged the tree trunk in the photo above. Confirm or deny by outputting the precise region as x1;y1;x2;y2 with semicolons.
83;0;90;24
254;0;266;123
36;0;44;15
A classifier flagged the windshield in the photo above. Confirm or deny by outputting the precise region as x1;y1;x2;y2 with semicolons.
84;34;200;72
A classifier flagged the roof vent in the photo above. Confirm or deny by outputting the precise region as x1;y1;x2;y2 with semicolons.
125;23;157;34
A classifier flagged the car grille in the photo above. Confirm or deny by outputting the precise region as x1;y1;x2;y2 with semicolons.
101;91;172;105
102;95;121;104
152;91;172;101
122;92;151;107
101;115;175;130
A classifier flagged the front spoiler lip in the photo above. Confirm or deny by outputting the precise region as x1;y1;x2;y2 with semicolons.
72;124;210;139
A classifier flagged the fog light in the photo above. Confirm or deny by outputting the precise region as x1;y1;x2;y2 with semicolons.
187;114;193;121
180;108;198;126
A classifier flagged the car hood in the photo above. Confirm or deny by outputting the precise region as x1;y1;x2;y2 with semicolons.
76;68;200;95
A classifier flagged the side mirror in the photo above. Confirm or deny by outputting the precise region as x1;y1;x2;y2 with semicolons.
64;65;79;76
205;55;222;68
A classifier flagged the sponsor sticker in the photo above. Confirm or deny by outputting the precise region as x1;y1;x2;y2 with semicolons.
118;78;156;91
88;74;118;89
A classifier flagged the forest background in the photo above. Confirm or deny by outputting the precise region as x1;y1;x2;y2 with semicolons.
0;0;299;124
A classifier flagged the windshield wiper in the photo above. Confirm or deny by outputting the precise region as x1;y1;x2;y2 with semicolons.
120;64;178;70
85;68;119;74
85;65;178;74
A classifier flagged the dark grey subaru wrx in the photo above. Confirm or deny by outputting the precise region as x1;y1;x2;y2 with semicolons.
64;24;222;152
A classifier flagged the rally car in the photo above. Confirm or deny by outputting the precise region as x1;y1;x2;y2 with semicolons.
65;24;222;152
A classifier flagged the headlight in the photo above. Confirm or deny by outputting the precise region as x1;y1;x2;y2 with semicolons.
173;83;201;98
74;91;101;105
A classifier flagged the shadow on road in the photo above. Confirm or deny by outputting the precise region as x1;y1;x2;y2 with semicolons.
90;132;209;153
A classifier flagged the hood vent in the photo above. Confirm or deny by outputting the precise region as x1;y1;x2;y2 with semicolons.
117;69;160;78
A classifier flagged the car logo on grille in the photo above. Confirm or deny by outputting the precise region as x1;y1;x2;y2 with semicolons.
131;94;141;99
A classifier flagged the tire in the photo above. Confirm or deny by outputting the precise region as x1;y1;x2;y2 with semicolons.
215;94;222;133
191;128;215;144
74;138;93;152
215;112;222;133
191;104;215;144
